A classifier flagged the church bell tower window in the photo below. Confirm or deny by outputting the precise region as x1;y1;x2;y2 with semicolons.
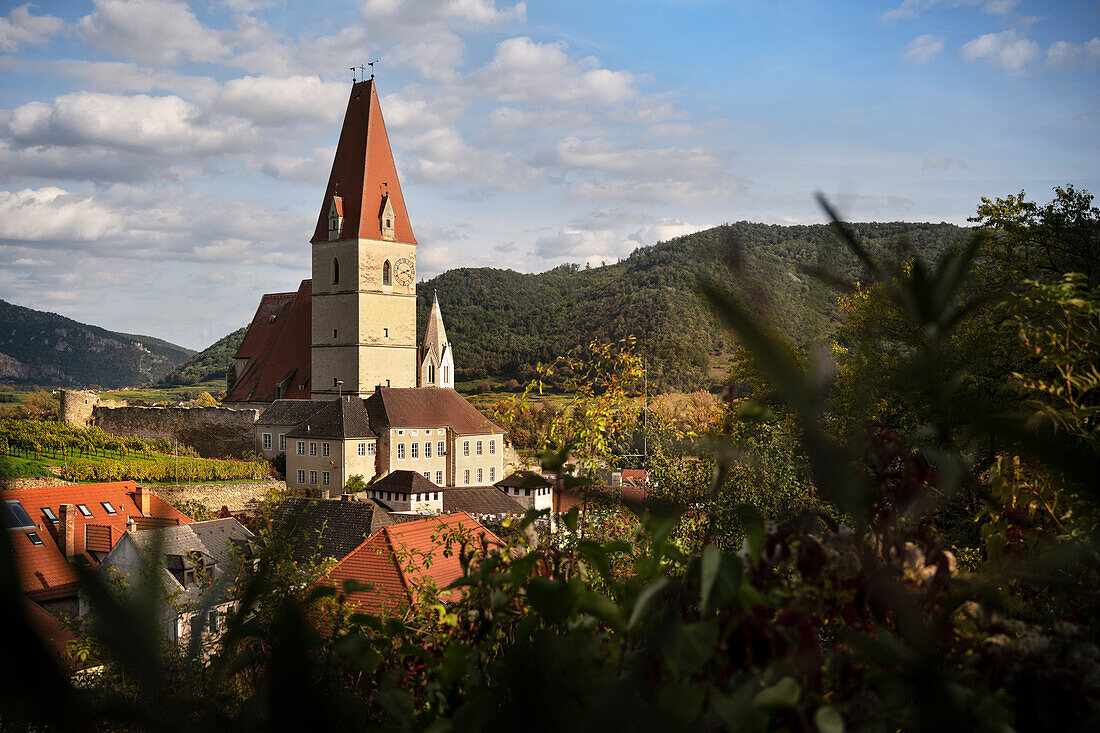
332;257;340;285
382;260;391;286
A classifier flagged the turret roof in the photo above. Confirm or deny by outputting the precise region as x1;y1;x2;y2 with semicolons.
421;291;448;354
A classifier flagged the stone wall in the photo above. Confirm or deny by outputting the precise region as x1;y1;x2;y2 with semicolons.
59;389;97;427
155;480;282;514
90;404;259;458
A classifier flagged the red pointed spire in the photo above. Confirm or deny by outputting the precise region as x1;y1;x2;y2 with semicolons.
311;80;417;245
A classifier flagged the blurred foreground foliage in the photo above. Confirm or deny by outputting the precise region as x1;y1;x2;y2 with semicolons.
2;187;1098;732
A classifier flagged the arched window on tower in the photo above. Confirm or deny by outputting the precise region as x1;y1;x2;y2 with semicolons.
383;260;391;286
332;257;340;285
427;363;435;384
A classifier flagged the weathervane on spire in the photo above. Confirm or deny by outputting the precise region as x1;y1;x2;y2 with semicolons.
368;60;377;80
350;61;378;83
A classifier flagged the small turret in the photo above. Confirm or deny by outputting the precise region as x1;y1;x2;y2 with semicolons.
420;292;454;388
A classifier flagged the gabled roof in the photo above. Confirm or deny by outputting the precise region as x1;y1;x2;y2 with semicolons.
22;598;79;670
2;481;192;600
495;469;552;489
311;80;416;245
442;487;524;517
286;397;375;440
256;399;328;427
364;388;502;435
369;469;438;495
271;497;374;564
224;279;312;404
326;512;503;615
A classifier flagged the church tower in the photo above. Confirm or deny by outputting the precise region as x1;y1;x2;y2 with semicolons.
419;292;454;389
311;80;418;398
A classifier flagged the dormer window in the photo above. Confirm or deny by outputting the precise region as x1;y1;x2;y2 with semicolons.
380;194;395;241
328;196;344;241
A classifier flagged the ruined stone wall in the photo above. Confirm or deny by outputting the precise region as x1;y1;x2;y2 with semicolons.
156;480;282;514
90;405;260;459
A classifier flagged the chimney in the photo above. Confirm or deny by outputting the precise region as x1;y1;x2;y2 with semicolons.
135;485;150;516
126;516;137;534
58;504;76;558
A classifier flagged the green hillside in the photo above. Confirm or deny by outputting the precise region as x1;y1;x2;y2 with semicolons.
157;327;247;386
0;300;193;389
417;221;969;391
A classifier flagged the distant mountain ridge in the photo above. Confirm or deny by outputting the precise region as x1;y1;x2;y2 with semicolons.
156;327;247;387
414;221;971;391
0;299;193;389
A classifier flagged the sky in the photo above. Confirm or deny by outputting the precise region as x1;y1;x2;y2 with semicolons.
0;0;1098;350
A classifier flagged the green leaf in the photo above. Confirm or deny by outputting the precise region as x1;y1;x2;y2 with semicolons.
577;592;623;630
752;676;800;709
815;705;845;733
699;544;720;613
737;504;765;563
526;577;577;624
657;681;706;724
661;619;719;677
334;635;381;673
628;576;669;630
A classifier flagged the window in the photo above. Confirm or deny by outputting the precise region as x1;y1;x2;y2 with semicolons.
476;440;483;456
464;469;470;485
438;441;445;456
424;441;431;458
322;472;330;486
525;488;531;497
411;442;419;459
463;441;470;457
279;434;286;451
322;442;330;457
76;504;92;517
411;429;418;436
309;471;317;484
423;472;430;480
101;502;117;515
333;329;338;339
358;442;366;457
297;470;306;484
263;433;272;450
384;329;389;338
297;441;305;455
332;257;340;284
489;440;496;455
27;532;43;547
435;471;443;484
477;468;483;483
397;443;405;460
427;363;434;383
309;442;317;456
434;492;439;500
383;260;391;286
41;507;57;523
368;443;376;456
490;467;496;482
443;366;449;383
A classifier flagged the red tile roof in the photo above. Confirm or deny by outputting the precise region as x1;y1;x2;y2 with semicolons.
311;80;416;246
225;279;313;404
22;598;79;670
365;387;503;435
2;481;193;601
326;512;503;615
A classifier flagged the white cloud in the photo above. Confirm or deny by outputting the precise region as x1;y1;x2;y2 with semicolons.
215;75;347;127
475;37;638;106
960;29;1039;73
533;210;703;263
383;90;466;133
1047;38;1100;68
360;0;526;37
261;146;335;183
555;136;725;182
0;4;64;53
922;155;966;170
384;31;466;82
4;92;259;157
401;127;536;190
883;0;1019;23
902;34;945;65
56;61;219;99
0;187;122;241
78;0;231;67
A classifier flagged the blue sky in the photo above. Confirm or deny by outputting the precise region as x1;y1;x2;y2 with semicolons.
0;0;1097;349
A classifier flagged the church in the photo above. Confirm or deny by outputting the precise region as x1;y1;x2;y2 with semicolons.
224;79;501;498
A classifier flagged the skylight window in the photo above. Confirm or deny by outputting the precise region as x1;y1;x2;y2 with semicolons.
2;500;35;530
41;507;57;523
101;502;117;515
76;504;92;517
27;532;44;547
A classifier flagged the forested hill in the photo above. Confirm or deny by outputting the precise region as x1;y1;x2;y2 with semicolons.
157;327;247;386
417;221;970;391
0;299;193;388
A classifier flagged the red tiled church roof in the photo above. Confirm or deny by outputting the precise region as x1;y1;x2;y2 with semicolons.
2;481;193;601
326;512;502;615
311;79;416;246
225;279;312;404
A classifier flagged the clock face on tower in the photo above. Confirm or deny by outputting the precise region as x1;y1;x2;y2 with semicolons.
394;258;414;286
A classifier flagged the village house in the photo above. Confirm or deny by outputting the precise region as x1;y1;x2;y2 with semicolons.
283;397;377;498
86;518;257;647
494;470;555;511
360;469;524;529
3;481;193;619
324;512;504;616
270;496;374;566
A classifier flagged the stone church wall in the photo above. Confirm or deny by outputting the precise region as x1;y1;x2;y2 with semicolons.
59;390;259;458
